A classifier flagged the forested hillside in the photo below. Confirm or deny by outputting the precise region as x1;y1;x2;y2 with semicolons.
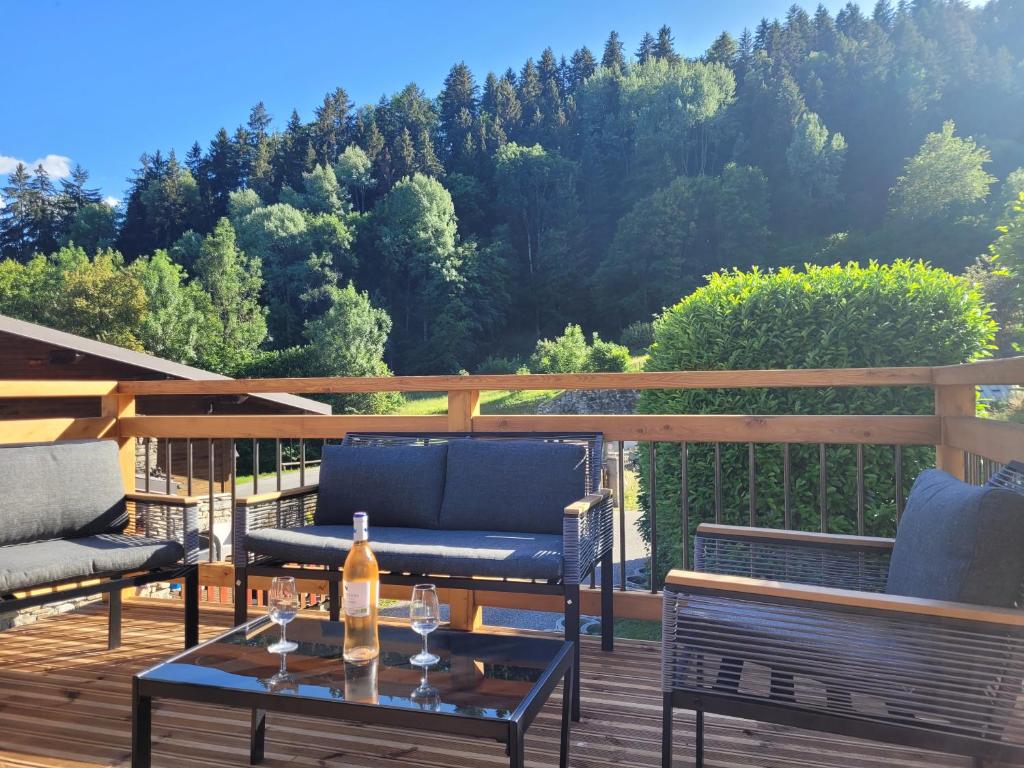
2;0;1023;386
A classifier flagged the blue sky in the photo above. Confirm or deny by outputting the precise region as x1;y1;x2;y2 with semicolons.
0;0;925;202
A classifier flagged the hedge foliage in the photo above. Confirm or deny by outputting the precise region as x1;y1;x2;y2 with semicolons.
636;262;996;583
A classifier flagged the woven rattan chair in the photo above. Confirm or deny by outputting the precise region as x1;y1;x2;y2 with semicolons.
233;431;615;719
661;462;1024;767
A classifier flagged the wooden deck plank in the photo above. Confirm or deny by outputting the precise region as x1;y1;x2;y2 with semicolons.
0;600;1007;768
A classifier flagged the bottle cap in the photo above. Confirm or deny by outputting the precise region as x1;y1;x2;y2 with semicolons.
353;511;368;541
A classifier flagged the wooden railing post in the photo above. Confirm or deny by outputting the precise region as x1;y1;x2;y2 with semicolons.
446;389;483;630
101;392;137;493
934;384;975;481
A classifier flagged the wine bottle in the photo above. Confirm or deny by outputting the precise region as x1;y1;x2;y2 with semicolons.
343;658;379;704
342;512;380;662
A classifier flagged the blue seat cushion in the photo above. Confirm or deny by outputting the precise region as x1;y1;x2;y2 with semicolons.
245;525;563;580
886;469;1024;607
439;439;587;534
0;440;127;546
0;534;184;593
314;443;448;529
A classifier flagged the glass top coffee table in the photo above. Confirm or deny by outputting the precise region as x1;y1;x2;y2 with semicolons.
132;615;574;768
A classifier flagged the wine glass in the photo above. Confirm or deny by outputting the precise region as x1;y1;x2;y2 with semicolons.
409;584;440;666
267;576;299;654
410;666;441;711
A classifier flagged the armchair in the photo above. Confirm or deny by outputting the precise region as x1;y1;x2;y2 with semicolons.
662;462;1024;767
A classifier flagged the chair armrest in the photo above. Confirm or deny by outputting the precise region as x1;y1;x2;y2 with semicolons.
233;484;320;567
562;488;614;584
126;491;205;506
126;493;200;565
665;569;1024;626
564;489;611;517
236;484;320;507
694;524;893;593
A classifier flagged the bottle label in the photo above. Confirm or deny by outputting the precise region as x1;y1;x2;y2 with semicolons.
343;581;371;617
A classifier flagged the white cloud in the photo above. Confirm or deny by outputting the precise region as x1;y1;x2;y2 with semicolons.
103;196;119;208
0;153;73;178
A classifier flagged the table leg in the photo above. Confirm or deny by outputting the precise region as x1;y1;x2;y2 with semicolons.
250;708;266;764
560;662;573;768
508;725;525;768
131;681;151;768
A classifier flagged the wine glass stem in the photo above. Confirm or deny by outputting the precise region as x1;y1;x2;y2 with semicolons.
422;632;429;658
281;621;288;648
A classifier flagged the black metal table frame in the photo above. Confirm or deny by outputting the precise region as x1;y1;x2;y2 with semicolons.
131;622;574;768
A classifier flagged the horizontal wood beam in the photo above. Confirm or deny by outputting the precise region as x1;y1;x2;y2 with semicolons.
195;563;662;621
0;416;115;445
943;416;1024;465
0;380;118;398
118;414;448;439
932;356;1024;385
118;367;934;396
474;414;940;444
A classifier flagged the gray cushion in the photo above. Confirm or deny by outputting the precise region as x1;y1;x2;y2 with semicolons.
315;444;448;529
0;440;127;546
439;439;586;534
0;534;184;593
245;525;563;580
886;469;1024;607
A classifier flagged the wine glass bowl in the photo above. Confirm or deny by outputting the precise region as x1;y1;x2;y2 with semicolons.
267;576;300;654
409;584;440;667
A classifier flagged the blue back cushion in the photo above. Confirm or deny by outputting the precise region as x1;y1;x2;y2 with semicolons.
439;439;587;534
886;469;1024;607
315;444;448;529
0;440;127;546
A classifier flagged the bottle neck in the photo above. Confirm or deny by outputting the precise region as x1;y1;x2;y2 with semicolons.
353;514;369;543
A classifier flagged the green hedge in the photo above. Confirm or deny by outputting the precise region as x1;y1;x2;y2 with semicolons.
637;261;995;584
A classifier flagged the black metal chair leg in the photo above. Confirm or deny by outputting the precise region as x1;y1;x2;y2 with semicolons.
600;549;614;651
107;589;122;650
565;584;581;721
695;709;705;768
184;566;200;648
234;566;248;626
329;568;340;622
661;692;674;768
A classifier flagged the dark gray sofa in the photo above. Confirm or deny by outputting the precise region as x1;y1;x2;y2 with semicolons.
232;432;615;719
0;440;201;649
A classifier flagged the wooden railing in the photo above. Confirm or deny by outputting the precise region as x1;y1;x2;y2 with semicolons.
2;358;1022;625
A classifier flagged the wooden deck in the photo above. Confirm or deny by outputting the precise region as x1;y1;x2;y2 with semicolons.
0;599;1004;768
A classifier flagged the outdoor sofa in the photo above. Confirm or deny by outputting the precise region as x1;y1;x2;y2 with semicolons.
232;431;615;719
661;462;1024;767
0;440;201;649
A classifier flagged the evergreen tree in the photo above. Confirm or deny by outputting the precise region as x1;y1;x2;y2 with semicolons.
567;46;597;94
438;62;478;171
0;163;34;260
517;58;543;141
247;101;273;139
654;25;682;63
311;87;352;165
706;31;739;68
275;109;312;192
636;32;656;64
392;127;417;180
601;31;626;71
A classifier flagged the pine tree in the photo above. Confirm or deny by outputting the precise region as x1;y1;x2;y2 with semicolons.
754;18;771;50
247;101;273;139
873;0;895;30
28;163;60;255
311;87;352;165
393;127;417;180
654;25;681;63
438;62;478;170
813;4;837;50
0;163;34;259
416;128;444;177
636;32;656;64
275;109;311;192
517;58;542;141
601;31;626;71
185;142;203;178
567;47;597;94
538;48;566;145
706;31;739;68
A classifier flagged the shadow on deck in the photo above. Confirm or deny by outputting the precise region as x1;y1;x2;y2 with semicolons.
0;599;994;768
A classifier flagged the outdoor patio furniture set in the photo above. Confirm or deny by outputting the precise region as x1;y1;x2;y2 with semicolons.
1;437;1022;766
